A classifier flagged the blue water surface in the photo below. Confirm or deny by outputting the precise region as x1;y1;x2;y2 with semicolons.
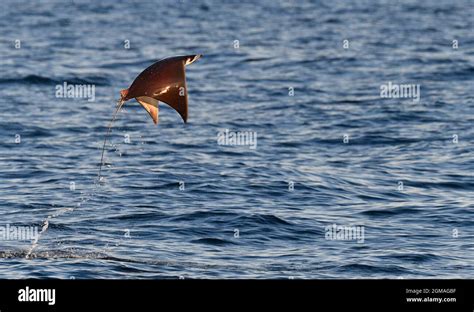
0;0;473;278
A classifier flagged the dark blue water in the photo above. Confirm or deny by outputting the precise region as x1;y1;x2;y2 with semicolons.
0;0;473;278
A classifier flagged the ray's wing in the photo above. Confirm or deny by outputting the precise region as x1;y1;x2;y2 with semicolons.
136;96;159;125
154;59;187;123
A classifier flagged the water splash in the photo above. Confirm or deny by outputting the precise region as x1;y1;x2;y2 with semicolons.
25;207;74;259
24;100;126;259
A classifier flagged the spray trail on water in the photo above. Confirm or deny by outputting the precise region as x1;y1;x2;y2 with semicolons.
25;102;124;259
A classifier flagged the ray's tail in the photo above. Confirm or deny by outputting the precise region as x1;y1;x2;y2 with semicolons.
97;100;125;182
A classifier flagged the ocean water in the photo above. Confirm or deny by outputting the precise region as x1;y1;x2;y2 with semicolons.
0;0;473;279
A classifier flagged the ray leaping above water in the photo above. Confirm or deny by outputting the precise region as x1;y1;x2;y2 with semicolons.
120;54;201;124
98;54;202;180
